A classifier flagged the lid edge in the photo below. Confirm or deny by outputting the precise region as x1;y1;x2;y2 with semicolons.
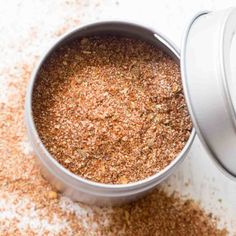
181;10;236;180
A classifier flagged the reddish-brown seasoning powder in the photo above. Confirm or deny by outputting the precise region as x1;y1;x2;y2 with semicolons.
0;64;227;235
99;189;228;236
32;36;192;184
0;2;227;234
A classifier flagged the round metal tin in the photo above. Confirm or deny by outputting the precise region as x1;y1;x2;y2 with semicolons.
181;8;236;179
25;21;195;206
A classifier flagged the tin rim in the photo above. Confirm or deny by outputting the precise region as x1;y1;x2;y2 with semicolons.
25;21;196;194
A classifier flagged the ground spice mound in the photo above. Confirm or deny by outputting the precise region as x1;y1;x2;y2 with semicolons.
100;189;227;236
33;36;192;184
0;1;229;235
0;63;226;236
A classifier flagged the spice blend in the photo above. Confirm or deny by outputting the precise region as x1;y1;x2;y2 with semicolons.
33;36;192;184
0;1;229;234
100;189;227;236
0;63;226;236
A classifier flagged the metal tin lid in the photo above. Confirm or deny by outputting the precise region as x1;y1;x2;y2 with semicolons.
181;8;236;179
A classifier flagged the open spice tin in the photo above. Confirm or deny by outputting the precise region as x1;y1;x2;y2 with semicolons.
25;7;236;205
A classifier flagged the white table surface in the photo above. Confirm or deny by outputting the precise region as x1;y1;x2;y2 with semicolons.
1;0;236;234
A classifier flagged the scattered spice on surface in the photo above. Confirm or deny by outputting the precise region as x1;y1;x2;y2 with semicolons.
99;189;227;236
0;1;229;235
32;36;192;184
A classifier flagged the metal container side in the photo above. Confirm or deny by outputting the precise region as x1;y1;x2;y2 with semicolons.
25;21;195;206
181;8;236;180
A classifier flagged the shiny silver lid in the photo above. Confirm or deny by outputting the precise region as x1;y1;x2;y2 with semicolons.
181;8;236;179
